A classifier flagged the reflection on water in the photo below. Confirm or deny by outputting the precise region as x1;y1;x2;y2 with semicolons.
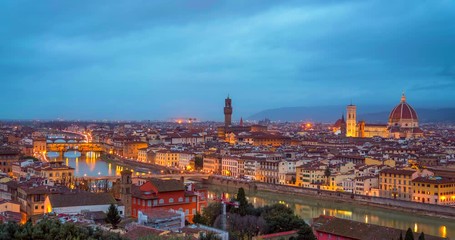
47;151;122;177
207;185;453;239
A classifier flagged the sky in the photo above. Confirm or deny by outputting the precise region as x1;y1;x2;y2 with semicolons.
1;0;454;121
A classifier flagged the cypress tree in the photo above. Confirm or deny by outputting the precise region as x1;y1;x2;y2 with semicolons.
106;204;122;229
418;232;425;240
405;228;414;240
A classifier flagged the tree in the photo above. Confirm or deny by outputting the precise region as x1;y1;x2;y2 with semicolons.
418;232;425;240
260;204;307;234
0;219;124;240
295;225;317;240
324;165;331;186
213;213;267;240
202;202;222;226
195;156;203;170
106;204;122;229
193;212;207;225
405;227;414;240
231;187;250;216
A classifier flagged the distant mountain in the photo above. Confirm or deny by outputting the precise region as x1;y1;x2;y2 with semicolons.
249;106;455;123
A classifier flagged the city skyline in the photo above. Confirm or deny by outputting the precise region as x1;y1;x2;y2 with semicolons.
1;1;455;120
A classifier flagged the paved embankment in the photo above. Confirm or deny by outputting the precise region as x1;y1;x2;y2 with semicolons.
207;176;455;220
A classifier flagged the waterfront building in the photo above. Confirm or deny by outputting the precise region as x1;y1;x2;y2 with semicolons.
411;176;455;205
221;156;243;178
278;160;297;185
296;163;326;188
137;147;148;162
155;150;194;169
32;137;47;154
177;152;195;170
155;150;180;168
256;158;280;184
123;141;148;159
379;168;433;200
202;154;222;174
242;156;259;180
354;176;379;196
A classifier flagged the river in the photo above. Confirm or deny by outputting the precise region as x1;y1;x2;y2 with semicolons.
206;185;453;239
47;152;453;238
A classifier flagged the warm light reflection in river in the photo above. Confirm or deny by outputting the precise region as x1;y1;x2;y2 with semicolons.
47;151;122;177
207;185;454;239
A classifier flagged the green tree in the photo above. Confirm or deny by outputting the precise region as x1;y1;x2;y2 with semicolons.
295;225;317;240
202;202;222;226
418;232;425;240
261;204;307;234
106;204;122;229
195;156;203;170
405;228;414;240
231;187;250;216
0;219;124;240
193;212;207;225
324;165;331;185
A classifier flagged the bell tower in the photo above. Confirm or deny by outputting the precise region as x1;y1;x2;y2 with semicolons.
224;95;233;128
120;170;132;217
346;104;357;137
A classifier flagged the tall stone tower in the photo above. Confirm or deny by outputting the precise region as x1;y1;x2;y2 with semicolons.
224;96;233;128
346;104;357;137
120;170;132;218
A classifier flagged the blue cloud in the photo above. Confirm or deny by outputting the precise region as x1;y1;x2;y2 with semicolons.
0;0;454;120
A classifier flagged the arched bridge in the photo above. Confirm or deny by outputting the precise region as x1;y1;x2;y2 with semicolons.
47;142;111;153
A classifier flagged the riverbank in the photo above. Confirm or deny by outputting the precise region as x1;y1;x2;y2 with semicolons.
99;153;178;174
207;176;455;221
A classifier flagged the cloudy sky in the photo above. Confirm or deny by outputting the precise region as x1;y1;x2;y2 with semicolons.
1;0;454;120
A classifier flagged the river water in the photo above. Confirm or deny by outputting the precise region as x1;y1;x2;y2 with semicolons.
206;185;453;239
47;152;453;238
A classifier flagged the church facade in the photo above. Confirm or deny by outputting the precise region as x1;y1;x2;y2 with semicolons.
333;93;423;139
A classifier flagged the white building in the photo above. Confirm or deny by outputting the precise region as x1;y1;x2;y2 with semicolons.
44;192;125;217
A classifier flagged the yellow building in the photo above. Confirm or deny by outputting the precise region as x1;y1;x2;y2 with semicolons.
296;164;326;188
123;142;148;159
155;150;179;168
358;122;389;138
39;161;75;182
379;168;433;201
364;158;395;167
33;137;47;154
412;176;455;206
137;147;148;162
252;134;291;147
346;104;357;137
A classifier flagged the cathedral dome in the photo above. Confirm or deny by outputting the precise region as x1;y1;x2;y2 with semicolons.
388;93;418;128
